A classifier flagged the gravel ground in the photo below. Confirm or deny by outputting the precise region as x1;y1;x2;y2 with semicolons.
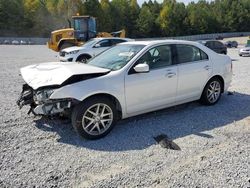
0;45;249;188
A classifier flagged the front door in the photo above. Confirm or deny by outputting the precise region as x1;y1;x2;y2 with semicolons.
125;45;178;115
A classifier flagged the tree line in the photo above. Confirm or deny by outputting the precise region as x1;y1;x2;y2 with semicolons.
0;0;249;38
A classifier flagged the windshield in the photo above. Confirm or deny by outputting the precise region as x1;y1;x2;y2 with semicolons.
82;38;97;47
86;44;145;70
74;18;87;31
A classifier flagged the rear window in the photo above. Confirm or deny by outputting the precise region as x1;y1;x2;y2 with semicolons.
214;41;224;48
176;44;208;64
200;50;208;60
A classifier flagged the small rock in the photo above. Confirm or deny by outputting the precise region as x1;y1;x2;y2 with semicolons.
200;156;206;161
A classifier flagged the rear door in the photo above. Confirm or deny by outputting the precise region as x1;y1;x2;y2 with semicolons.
175;44;212;101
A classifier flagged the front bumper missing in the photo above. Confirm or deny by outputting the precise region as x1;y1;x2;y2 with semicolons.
32;100;72;115
17;84;75;116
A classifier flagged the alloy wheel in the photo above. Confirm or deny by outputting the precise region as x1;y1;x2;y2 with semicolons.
207;81;221;103
82;103;113;136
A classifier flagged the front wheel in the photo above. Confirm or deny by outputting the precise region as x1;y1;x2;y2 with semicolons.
76;55;91;63
71;97;117;139
200;78;222;105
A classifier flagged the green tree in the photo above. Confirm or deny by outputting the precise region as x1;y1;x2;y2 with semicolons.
0;0;250;38
128;0;140;37
136;5;154;37
187;1;219;34
100;0;113;32
110;0;130;33
158;0;187;36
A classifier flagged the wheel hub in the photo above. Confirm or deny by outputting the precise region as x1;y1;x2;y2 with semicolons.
94;115;101;123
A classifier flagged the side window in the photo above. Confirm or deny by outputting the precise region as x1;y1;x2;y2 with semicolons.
214;41;224;48
111;39;126;45
136;45;172;70
96;39;111;47
176;44;201;64
200;50;209;60
205;41;213;48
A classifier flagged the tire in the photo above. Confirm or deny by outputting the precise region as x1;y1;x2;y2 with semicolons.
76;55;91;63
200;78;222;105
59;42;74;51
239;54;242;56
71;97;118;140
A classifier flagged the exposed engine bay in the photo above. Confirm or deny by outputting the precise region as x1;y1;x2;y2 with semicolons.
17;84;75;116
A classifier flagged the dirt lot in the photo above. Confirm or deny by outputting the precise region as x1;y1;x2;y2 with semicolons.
0;45;249;188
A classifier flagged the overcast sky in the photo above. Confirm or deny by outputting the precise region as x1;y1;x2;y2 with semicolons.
137;0;212;5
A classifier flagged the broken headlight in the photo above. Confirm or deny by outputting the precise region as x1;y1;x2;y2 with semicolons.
34;89;55;102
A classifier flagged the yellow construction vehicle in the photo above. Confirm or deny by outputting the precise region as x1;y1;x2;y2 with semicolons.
48;15;125;52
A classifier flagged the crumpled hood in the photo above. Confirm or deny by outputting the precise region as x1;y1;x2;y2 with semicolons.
20;62;110;90
62;46;86;53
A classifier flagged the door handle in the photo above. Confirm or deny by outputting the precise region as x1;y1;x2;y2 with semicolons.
204;65;211;70
165;72;176;78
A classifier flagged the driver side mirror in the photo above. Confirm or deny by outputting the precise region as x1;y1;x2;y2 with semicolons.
134;64;149;73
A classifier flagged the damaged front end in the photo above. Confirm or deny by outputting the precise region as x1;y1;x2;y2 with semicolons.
17;84;77;116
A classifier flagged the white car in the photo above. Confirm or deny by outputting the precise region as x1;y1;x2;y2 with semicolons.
239;44;250;56
17;40;232;139
20;40;27;45
59;37;133;62
12;40;19;45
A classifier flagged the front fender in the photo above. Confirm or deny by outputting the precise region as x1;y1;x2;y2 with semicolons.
49;74;126;117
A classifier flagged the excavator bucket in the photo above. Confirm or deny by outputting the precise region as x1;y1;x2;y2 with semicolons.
110;29;126;38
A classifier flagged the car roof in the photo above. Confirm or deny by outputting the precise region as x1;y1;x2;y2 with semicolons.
119;39;201;46
93;37;133;41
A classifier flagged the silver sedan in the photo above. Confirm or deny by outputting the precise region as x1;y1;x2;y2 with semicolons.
239;45;250;56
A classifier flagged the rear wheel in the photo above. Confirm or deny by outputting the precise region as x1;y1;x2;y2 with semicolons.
71;97;117;139
200;78;222;105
